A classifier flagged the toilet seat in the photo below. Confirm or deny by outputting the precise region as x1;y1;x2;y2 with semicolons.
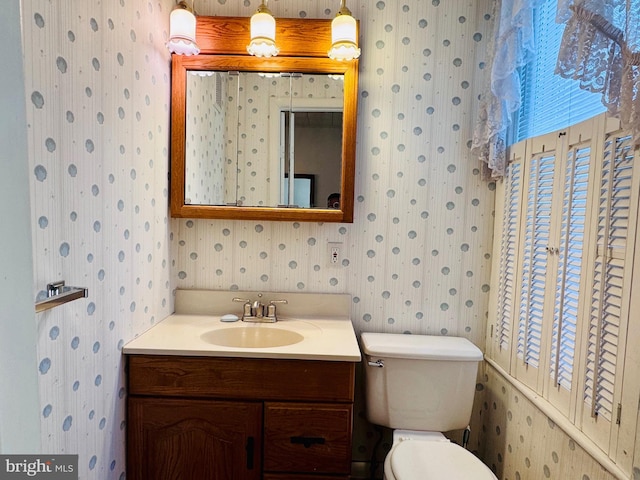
385;440;497;480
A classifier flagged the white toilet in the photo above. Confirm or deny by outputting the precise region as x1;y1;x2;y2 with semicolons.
361;332;497;480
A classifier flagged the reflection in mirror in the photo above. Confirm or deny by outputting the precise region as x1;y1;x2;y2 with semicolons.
280;110;342;208
184;71;238;206
184;71;344;209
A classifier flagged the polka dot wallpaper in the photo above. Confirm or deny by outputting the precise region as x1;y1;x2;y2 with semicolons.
173;0;496;346
185;72;226;205
172;0;497;471
23;1;174;478
480;364;618;480
18;0;624;479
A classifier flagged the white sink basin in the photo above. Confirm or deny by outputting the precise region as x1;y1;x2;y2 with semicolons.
123;298;362;361
201;327;304;348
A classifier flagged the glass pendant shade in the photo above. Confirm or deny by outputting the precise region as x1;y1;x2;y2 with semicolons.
247;1;279;57
167;2;200;56
328;1;361;61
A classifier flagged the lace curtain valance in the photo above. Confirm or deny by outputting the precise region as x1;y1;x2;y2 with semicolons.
472;0;640;178
556;0;640;147
471;0;543;178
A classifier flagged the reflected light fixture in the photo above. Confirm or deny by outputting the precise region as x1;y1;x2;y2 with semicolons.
167;0;200;56
328;0;361;61
247;0;279;57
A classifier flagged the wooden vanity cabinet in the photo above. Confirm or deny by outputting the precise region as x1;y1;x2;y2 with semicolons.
126;355;355;480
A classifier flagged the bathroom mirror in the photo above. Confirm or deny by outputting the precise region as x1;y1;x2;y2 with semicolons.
170;16;359;222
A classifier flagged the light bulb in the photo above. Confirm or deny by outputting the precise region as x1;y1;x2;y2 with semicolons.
167;1;200;56
247;1;279;57
328;1;361;61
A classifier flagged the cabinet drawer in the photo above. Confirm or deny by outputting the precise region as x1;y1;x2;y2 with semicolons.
128;355;355;402
264;402;353;474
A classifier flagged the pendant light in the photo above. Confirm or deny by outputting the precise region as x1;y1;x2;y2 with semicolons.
247;0;279;57
167;1;200;56
328;0;361;61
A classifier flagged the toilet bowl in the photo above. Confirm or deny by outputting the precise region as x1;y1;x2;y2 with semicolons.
360;332;496;480
383;432;496;480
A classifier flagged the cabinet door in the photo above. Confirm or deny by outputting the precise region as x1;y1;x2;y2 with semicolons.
128;397;262;480
264;402;352;474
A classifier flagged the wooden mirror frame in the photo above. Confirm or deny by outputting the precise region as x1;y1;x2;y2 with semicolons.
170;16;359;222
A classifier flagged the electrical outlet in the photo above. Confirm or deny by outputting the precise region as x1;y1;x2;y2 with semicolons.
331;246;340;264
327;241;342;267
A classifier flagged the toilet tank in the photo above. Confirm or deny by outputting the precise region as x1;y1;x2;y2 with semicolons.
361;332;483;432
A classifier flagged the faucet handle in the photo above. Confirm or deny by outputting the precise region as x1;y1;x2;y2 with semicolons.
232;297;252;318
268;299;288;305
266;299;288;318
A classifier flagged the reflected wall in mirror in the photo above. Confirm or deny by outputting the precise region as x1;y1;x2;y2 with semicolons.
171;16;359;222
184;71;234;206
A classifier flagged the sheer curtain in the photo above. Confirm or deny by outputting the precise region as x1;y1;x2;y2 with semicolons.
555;0;640;147
471;0;543;178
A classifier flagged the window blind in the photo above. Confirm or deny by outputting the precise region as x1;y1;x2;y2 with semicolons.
514;0;605;143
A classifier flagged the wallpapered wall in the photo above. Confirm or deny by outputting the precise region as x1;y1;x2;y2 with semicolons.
480;364;618;480
22;1;174;478
173;0;495;344
19;0;623;479
185;72;226;205
173;0;497;471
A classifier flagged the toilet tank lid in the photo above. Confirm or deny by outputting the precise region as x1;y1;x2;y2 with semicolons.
360;332;483;361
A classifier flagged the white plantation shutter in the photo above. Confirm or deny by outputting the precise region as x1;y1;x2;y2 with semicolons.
584;133;634;427
495;160;522;353
489;114;640;470
550;143;591;392
488;142;526;370
517;149;555;377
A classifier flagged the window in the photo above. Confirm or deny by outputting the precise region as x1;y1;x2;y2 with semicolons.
488;114;640;472
513;0;605;143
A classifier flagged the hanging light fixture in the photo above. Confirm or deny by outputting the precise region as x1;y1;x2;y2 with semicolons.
247;0;279;57
166;0;200;56
328;0;361;61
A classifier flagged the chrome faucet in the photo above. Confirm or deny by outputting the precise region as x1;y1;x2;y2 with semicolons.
232;295;288;323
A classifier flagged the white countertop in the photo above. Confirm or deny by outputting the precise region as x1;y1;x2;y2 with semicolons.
123;313;362;362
